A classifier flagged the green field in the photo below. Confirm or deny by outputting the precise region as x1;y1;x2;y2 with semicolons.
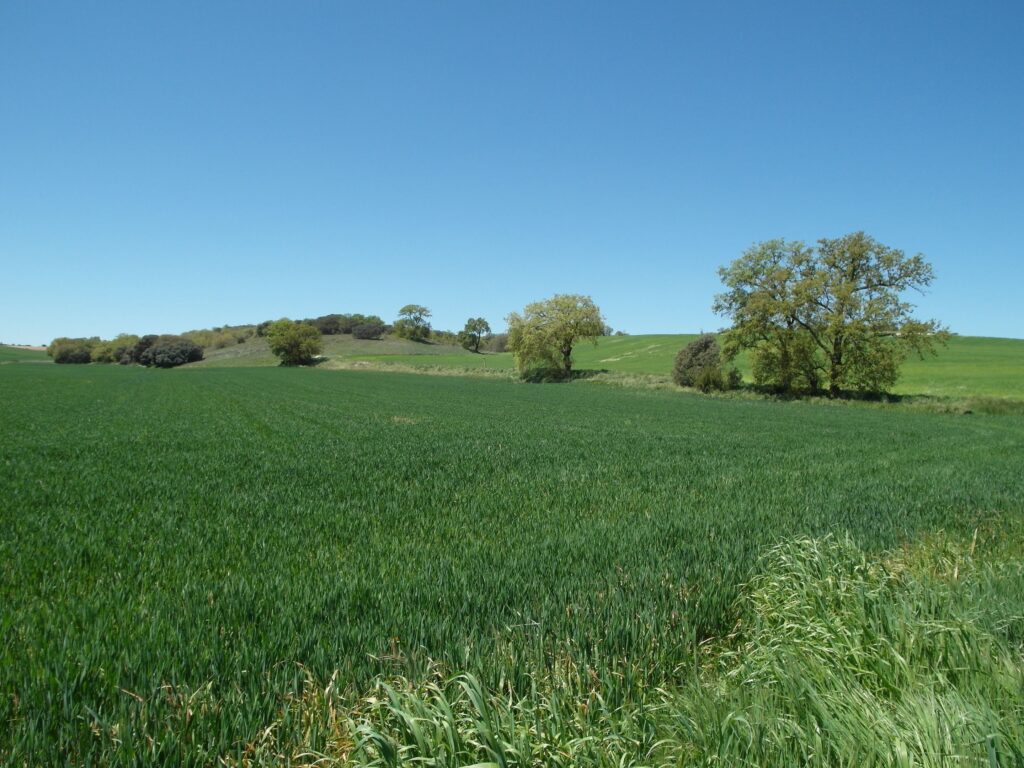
0;345;49;364
2;363;1023;765
191;333;1024;400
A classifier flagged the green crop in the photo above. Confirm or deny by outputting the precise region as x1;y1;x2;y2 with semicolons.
1;364;1022;764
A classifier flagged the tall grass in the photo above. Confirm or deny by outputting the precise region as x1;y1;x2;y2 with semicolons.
1;365;1022;763
240;535;1024;766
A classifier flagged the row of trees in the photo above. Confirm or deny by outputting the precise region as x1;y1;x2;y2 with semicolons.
502;232;944;397
47;231;940;395
48;334;203;367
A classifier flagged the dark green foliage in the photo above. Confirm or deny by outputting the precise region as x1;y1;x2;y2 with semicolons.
458;317;491;352
309;314;344;335
91;334;140;364
130;334;159;363
265;319;322;365
673;333;724;389
352;322;386;340
46;337;96;364
2;365;1022;762
138;336;204;368
255;321;272;337
336;314;385;334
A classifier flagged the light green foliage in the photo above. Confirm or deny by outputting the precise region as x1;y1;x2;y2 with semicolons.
2;364;1022;763
506;294;604;378
182;324;255;349
46;336;99;364
393;304;432;341
91;334;140;364
265;318;323;365
716;233;949;396
457;317;491;352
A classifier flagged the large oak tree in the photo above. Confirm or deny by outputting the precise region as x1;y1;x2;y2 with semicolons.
715;232;948;396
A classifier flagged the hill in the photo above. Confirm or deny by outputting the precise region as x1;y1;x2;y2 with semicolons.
194;333;1024;400
0;345;50;364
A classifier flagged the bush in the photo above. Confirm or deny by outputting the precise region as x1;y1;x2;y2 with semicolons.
727;367;743;390
138;336;203;368
352;322;385;340
47;337;96;364
130;335;159;363
266;319;322;364
673;334;725;389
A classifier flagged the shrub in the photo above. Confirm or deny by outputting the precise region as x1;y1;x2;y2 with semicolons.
47;337;95;364
352;322;385;340
138;336;203;368
673;334;724;389
726;367;743;390
130;335;159;363
266;319;322;364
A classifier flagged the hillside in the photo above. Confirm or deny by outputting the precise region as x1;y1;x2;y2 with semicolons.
0;345;50;364
193;333;1024;400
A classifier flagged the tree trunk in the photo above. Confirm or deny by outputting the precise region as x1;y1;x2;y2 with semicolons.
828;337;843;398
562;346;573;378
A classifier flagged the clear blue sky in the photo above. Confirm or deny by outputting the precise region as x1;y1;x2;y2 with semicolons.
2;1;1022;344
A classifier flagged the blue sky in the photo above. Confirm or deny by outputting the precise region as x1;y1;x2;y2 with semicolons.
2;1;1022;344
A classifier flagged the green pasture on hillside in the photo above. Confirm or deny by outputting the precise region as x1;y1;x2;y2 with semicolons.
2;363;1022;764
0;345;49;363
192;333;1024;400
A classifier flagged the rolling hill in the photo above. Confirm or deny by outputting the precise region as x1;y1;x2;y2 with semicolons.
191;333;1024;400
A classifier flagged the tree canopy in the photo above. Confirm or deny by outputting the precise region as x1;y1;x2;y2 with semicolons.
394;305;432;341
265;319;323;366
715;232;947;396
458;317;491;352
506;294;604;378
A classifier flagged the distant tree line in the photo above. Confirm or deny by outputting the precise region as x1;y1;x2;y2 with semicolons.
47;334;203;368
46;231;940;396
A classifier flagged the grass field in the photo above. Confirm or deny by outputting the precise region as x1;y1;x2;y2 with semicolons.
0;345;49;364
191;333;1024;400
2;363;1022;765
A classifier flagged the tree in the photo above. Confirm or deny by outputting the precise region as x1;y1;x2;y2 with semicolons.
715;232;947;397
458;317;491;352
265;319;322;365
352;322;386;340
47;337;96;364
92;334;140;364
506;294;604;378
393;305;432;341
138;336;203;368
673;334;731;391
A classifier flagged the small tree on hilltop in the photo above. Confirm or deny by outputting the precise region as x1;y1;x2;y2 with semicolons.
458;317;491;352
506;294;604;379
266;319;322;365
394;305;432;341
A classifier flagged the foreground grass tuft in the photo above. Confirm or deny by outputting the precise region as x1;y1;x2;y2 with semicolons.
238;535;1023;767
